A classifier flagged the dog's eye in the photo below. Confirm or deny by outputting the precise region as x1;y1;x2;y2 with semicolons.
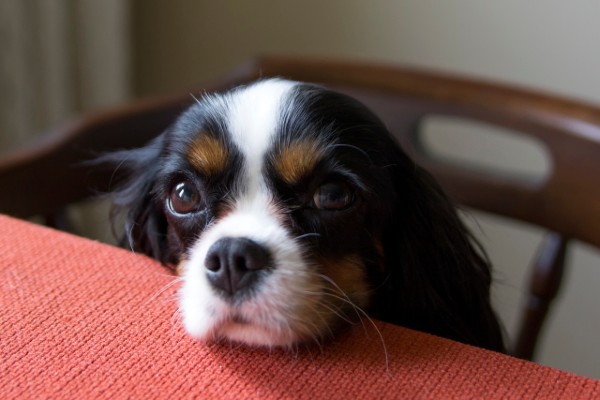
168;182;201;214
313;182;354;210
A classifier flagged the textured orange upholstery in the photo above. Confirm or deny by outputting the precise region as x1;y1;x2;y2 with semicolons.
1;215;598;399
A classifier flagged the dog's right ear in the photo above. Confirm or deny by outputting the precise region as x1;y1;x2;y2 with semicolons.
372;140;505;352
98;134;171;263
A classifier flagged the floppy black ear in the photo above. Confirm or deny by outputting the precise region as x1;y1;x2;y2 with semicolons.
100;134;173;264
373;145;505;352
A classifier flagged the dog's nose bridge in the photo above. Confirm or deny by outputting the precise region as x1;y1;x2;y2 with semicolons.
205;237;271;296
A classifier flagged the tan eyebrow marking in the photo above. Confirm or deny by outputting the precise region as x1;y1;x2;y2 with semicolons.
272;139;325;185
187;134;229;175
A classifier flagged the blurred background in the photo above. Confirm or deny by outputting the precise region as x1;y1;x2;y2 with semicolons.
1;0;598;378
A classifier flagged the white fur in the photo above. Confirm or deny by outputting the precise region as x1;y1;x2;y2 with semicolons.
180;80;327;346
227;79;297;193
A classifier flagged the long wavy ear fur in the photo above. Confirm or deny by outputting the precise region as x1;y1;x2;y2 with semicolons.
98;134;172;264
374;145;505;352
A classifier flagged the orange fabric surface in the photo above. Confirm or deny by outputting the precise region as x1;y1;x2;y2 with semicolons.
1;215;598;399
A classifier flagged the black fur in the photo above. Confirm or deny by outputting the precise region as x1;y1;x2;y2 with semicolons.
106;81;505;352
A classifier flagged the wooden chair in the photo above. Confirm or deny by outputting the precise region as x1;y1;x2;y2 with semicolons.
1;56;599;360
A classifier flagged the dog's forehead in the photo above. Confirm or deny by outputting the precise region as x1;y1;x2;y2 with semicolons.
182;79;297;177
183;79;374;186
226;79;298;158
223;80;341;187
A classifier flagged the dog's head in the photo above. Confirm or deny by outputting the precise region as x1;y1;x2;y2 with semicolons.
108;79;504;351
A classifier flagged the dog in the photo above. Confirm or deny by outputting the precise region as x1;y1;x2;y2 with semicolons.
106;78;505;352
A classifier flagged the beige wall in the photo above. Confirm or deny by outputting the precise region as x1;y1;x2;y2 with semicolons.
132;1;600;377
0;0;130;152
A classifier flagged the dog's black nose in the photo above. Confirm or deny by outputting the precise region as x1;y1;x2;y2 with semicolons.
204;237;271;296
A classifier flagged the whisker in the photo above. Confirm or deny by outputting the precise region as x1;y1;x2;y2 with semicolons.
294;232;321;241
190;93;202;105
320;291;367;330
317;300;355;325
319;274;390;371
143;277;184;307
309;332;325;350
171;307;184;332
278;302;331;350
155;272;180;279
327;143;373;164
107;158;128;192
318;278;367;329
126;222;136;253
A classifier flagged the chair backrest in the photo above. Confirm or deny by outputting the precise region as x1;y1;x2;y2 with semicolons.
1;56;599;360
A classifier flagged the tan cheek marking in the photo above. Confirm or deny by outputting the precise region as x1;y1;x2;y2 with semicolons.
176;258;187;277
320;255;371;309
268;255;370;343
187;134;229;175
273;140;324;185
373;237;386;273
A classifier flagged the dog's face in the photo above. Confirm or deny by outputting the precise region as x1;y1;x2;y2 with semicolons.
110;79;505;351
159;79;393;346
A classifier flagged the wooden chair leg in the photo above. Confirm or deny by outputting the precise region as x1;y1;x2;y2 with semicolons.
512;233;569;360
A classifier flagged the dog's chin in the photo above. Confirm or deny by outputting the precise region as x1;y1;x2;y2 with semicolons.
181;305;315;348
208;320;305;348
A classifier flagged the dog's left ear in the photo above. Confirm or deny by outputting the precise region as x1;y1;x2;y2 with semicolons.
373;143;505;352
100;134;173;264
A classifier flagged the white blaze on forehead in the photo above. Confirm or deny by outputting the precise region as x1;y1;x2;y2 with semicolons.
226;79;297;190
